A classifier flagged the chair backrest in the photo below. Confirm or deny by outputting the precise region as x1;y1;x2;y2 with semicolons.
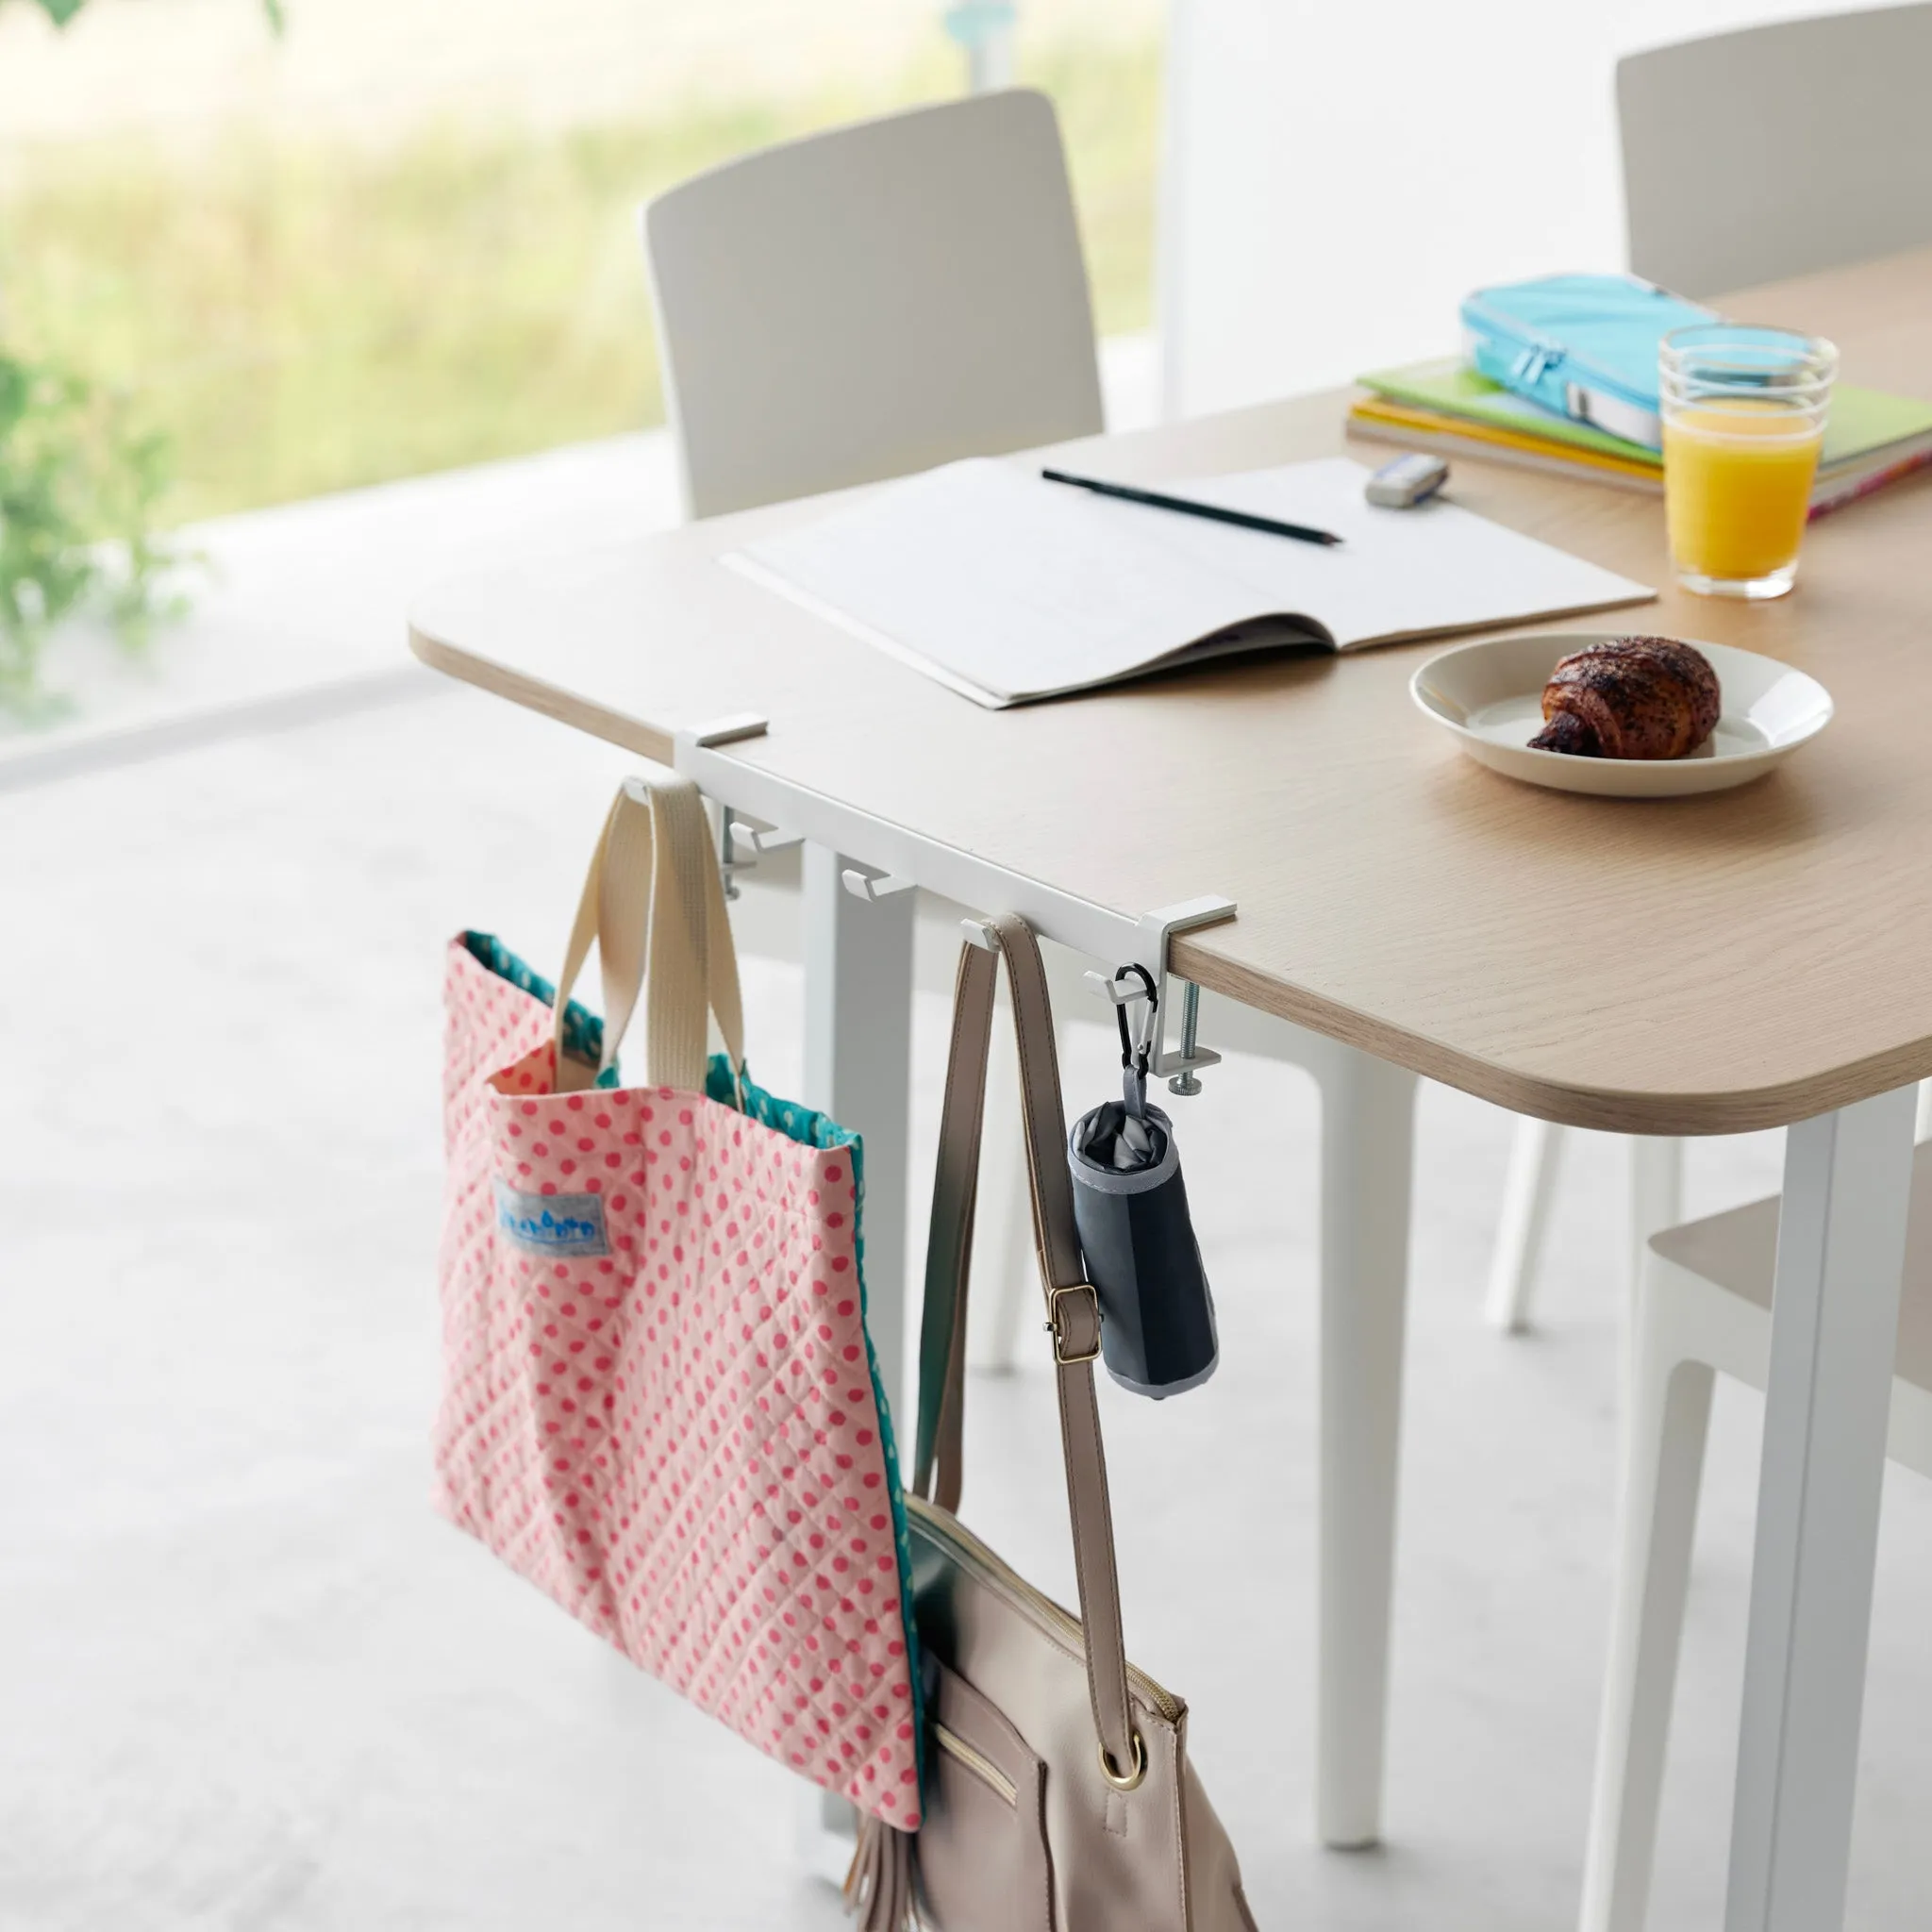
1618;4;1932;299
642;89;1103;520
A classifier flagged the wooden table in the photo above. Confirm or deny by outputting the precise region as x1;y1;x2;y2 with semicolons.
414;245;1932;1932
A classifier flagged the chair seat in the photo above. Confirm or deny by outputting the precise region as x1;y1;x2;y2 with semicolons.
1648;1140;1932;1395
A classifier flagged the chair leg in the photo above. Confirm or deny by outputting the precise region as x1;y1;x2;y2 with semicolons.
1579;1304;1716;1932
794;1784;858;1889
1628;1139;1684;1306
1485;1116;1564;1331
794;845;913;1892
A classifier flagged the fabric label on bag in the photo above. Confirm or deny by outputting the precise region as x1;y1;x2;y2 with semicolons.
491;1177;610;1258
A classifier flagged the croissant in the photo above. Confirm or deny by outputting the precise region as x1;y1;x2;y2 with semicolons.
1528;636;1722;759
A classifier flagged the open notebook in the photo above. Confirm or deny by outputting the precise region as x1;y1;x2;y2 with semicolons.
724;456;1656;708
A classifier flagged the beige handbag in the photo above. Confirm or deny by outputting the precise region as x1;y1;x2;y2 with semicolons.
847;915;1256;1931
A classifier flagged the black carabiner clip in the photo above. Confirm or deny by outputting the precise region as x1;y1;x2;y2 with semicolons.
1111;962;1158;1072
1111;963;1158;1116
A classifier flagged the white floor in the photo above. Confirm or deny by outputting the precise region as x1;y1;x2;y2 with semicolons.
8;686;1932;1931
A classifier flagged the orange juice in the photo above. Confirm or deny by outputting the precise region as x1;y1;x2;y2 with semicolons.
1662;401;1822;586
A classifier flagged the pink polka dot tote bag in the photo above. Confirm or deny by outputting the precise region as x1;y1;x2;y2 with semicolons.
433;770;923;1833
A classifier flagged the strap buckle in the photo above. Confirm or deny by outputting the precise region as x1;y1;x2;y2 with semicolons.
1046;1283;1103;1365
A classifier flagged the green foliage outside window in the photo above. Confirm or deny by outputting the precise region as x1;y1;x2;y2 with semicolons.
9;0;284;25
0;352;185;714
0;0;282;709
0;6;1157;713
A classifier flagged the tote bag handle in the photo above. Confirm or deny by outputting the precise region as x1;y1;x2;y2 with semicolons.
550;770;746;1094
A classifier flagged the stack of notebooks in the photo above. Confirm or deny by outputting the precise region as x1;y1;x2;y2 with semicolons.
1350;358;1932;517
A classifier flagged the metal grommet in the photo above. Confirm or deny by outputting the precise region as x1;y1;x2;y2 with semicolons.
1098;1730;1147;1792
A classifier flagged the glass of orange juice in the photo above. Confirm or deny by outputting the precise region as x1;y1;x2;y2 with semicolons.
1659;325;1837;599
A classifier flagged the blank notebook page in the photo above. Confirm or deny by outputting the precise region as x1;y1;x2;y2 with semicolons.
727;456;1653;706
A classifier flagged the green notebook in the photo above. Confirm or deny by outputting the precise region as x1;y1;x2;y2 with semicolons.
1358;357;1932;475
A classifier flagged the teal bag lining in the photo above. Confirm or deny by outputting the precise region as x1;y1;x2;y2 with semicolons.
461;927;924;1800
460;930;619;1087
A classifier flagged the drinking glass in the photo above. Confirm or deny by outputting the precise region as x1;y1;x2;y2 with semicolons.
1659;325;1837;599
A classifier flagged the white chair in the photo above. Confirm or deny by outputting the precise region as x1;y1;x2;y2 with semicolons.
1578;1135;1932;1932
641;89;1412;1379
1486;1128;1690;1332
642;92;1117;1877
1487;6;1932;1334
643;88;1103;521
640;91;1455;1850
642;90;1110;1374
1619;3;1932;300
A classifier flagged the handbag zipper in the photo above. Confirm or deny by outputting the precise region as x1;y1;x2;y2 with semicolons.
906;1495;1184;1724
931;1721;1019;1807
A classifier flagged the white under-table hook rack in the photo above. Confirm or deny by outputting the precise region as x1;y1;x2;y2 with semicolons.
1074;948;1218;1093
727;820;805;856
841;866;917;902
714;815;804;899
672;714;1237;1089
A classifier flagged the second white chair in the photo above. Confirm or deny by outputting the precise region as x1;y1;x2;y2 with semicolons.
1578;1137;1932;1932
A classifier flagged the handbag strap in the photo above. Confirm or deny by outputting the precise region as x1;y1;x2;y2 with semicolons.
912;917;1140;1786
552;772;747;1094
911;941;997;1517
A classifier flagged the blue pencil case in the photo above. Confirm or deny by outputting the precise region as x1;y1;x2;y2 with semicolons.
1460;272;1716;451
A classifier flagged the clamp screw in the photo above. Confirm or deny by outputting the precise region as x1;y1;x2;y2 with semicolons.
1168;980;1204;1096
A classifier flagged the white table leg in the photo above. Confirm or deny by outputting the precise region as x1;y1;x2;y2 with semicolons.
801;842;916;1417
1724;1084;1917;1932
1316;1047;1419;1848
796;844;916;1884
1629;1136;1684;1303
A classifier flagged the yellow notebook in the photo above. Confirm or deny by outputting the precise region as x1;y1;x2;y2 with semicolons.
1348;395;1932;513
1347;397;1660;491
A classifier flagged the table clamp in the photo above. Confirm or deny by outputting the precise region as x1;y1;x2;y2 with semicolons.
671;714;1237;1093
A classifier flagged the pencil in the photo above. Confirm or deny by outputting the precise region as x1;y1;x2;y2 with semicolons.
1041;467;1344;547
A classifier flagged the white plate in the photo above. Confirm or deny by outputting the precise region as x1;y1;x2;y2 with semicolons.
1409;632;1833;797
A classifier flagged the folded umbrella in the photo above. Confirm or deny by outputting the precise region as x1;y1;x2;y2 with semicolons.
1065;967;1219;1398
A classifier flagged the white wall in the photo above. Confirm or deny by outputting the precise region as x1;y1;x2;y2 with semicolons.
1159;0;1880;418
